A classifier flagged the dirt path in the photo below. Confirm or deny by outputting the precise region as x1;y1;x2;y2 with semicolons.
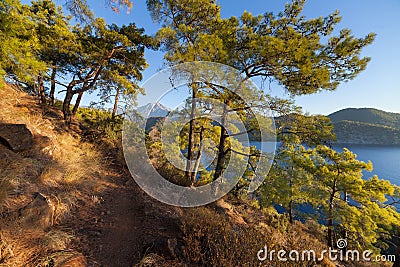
69;170;183;267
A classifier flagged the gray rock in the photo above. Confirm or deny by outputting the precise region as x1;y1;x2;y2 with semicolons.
20;193;54;230
0;123;34;152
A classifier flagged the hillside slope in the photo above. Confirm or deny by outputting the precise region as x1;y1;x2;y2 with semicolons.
333;120;400;145
328;108;400;145
0;83;182;266
329;108;400;129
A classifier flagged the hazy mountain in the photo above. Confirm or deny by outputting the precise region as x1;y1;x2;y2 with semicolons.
328;108;400;145
137;103;170;117
329;108;400;129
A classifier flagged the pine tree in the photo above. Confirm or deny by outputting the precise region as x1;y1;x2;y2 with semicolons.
64;0;133;22
259;112;335;222
29;0;75;105
148;0;375;186
0;0;47;86
56;19;151;124
308;146;400;250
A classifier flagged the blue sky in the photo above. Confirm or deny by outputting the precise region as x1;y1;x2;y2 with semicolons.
57;0;400;115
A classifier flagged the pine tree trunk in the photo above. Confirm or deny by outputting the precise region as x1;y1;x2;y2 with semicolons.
192;126;204;186
49;66;56;106
37;74;46;105
341;192;348;253
289;164;294;224
63;89;74;125
112;87;120;120
71;91;83;117
327;213;334;248
213;101;229;181
327;182;337;248
288;199;294;224
185;87;197;183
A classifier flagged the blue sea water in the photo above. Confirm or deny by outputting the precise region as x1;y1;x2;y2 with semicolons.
251;142;400;186
333;144;400;186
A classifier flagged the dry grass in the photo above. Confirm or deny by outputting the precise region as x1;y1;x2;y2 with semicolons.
178;196;392;267
0;233;14;264
0;83;110;265
0;179;11;207
135;253;166;267
40;229;75;251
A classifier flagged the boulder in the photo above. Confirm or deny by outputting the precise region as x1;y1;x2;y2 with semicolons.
143;238;184;260
0;123;34;152
20;193;54;230
0;143;21;169
215;199;247;225
56;252;87;267
45;251;87;267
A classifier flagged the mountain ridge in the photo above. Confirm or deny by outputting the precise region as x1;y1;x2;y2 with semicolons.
137;102;170;117
328;108;400;145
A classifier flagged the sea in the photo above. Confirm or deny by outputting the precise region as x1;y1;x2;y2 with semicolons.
333;144;400;186
251;142;400;186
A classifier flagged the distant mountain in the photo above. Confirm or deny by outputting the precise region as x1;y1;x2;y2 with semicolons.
329;108;400;129
137;103;171;133
328;108;400;145
137;103;170;118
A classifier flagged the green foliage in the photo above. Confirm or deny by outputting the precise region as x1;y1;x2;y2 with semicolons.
65;0;133;23
224;2;375;94
260;142;315;223
91;21;155;110
276;112;336;146
333;120;400;145
0;0;153;122
1;0;396;262
0;0;47;83
30;0;74;63
258;111;400;252
147;0;375;191
148;0;396;259
29;0;76;81
148;0;223;62
150;0;375;94
145;126;187;186
60;17;153;122
76;107;123;143
64;0;94;22
310;146;400;250
77;18;152;88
